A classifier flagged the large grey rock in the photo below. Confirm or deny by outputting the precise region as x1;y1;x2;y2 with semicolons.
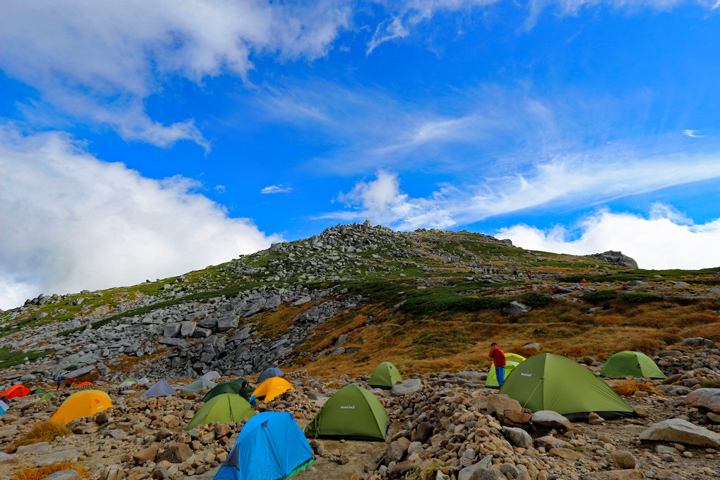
640;418;720;447
455;371;487;381
179;321;196;337
681;337;715;347
503;426;532;448
590;251;638;269
0;451;12;462
217;316;239;332
458;455;494;480
685;388;720;413
244;298;267;317
163;323;181;338
531;410;571;430
501;301;531;315
468;469;507;480
42;470;80;480
17;442;51;454
35;449;80;466
390;379;421;396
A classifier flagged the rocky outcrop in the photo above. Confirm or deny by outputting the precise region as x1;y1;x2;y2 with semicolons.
590;251;638;269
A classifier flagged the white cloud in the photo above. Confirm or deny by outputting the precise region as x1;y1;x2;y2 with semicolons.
261;184;293;194
497;207;720;269
325;149;720;230
682;129;707;138
0;125;279;310
0;0;351;147
329;170;456;230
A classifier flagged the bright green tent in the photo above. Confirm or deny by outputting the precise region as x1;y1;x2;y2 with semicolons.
202;382;242;403
38;392;56;402
600;351;666;379
368;362;403;388
304;386;390;441
486;353;526;388
180;378;217;394
499;353;633;418
186;393;255;430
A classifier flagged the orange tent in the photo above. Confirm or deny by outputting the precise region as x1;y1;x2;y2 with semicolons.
50;390;113;424
0;385;31;400
78;382;93;387
252;377;295;402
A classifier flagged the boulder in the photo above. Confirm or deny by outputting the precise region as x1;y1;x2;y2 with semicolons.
580;471;643;480
43;471;80;480
548;447;584;460
487;394;521;419
163;323;181;338
156;443;193;464
458;455;493;480
535;435;571;450
639;418;720;447
413;422;433;443
217;316;239;332
610;451;636;469
468;470;508;480
35;449;80;466
133;444;159;465
531;410;571;430
390;379;421;396
681;337;715;347
502;426;532;448
179;322;196;337
387;437;411;462
685;388;720;413
501;301;531;315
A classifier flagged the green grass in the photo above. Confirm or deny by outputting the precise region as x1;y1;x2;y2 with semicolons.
0;348;50;368
560;268;720;283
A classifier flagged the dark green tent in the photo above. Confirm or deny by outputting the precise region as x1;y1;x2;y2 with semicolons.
305;386;390;441
368;362;403;388
600;351;666;379
180;378;216;394
186;393;255;430
499;353;633;419
202;382;242;403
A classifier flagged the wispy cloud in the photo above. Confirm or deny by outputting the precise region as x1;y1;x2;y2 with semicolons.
324;148;720;230
682;129;707;138
261;184;293;194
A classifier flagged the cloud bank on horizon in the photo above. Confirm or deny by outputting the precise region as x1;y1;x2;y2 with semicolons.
2;0;720;308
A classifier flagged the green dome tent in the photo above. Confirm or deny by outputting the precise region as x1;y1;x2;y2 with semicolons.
600;351;666;379
499;353;633;420
186;393;255;430
486;353;526;388
38;392;56;402
368;362;403;388
202;382;242;403
304;386;390;441
180;378;216;394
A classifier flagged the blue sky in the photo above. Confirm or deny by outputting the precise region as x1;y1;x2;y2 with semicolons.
2;0;720;308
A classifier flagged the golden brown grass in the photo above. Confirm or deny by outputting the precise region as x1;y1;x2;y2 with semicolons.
13;463;87;480
280;290;720;379
15;422;70;447
610;380;656;397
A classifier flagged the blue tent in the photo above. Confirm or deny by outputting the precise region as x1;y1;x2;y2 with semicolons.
214;412;313;480
257;368;284;384
141;378;176;397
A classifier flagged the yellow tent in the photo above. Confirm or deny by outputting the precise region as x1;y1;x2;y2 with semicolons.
50;390;113;424
252;377;295;402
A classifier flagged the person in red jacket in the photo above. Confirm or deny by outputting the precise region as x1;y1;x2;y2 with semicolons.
489;343;507;387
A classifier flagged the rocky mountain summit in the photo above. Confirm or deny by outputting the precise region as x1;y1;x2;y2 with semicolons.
0;222;720;479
